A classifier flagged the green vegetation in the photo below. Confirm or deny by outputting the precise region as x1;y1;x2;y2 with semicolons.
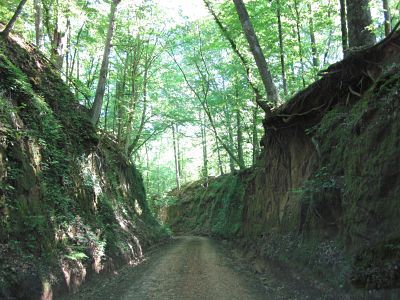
0;30;166;298
2;0;399;200
166;173;247;238
1;0;400;297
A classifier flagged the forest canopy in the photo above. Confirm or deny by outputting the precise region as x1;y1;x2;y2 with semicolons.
1;0;398;205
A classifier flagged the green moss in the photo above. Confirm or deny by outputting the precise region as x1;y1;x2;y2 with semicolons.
165;173;246;238
285;68;400;289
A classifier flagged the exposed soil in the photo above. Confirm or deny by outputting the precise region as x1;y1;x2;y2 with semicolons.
62;236;343;300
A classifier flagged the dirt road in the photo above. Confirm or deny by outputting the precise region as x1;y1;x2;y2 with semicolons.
66;236;266;299
64;236;394;300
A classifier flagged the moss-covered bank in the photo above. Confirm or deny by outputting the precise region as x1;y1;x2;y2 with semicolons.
0;35;167;299
165;170;255;238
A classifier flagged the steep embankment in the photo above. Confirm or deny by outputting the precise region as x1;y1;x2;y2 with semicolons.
0;35;167;298
166;31;400;293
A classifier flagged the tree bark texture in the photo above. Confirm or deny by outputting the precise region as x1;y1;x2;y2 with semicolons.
382;0;392;36
1;0;28;39
308;4;319;70
172;124;181;190
276;0;288;96
34;0;42;47
91;0;121;126
294;0;306;87
339;0;349;56
232;0;280;105
346;0;376;48
236;110;245;170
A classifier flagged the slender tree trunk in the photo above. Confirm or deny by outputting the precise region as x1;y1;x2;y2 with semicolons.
383;0;392;36
104;84;111;131
145;143;150;188
236;110;245;170
308;4;319;72
1;0;28;39
294;0;306;88
76;51;80;96
200;110;208;180
276;0;288;96
323;0;334;64
203;0;269;113
176;125;183;176
252;105;259;165
127;62;149;156
172;124;181;190
116;53;129;143
51;17;70;69
65;28;71;82
69;23;86;80
90;0;121;126
339;0;349;57
346;0;375;48
34;0;42;47
233;0;280;105
170;50;243;168
225;107;235;172
215;135;224;175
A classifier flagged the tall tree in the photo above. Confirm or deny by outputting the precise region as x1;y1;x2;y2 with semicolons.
91;0;121;126
276;0;288;96
34;0;42;47
236;110;245;169
1;0;28;39
308;3;319;71
346;0;376;48
339;0;349;56
232;0;280;106
200;110;209;180
42;1;70;69
383;0;392;36
251;105;259;165
172;123;181;190
203;0;267;113
294;0;306;87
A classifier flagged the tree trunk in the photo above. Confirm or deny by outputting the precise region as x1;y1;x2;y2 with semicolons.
145;143;150;188
236;110;245;170
200;110;209;181
252;105;259;165
215;135;224;175
177;125;183;177
69;23;86;81
383;0;392;36
276;0;288;96
170;50;243;169
50;17;70;69
323;0;334;64
346;0;375;48
104;84;111;131
294;0;306;88
76;51;80;96
65;28;71;82
172;124;181;190
1;0;28;39
339;0;349;56
225;107;235;172
34;0;42;47
308;3;319;71
90;0;121;126
204;0;269;113
233;0;280;105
